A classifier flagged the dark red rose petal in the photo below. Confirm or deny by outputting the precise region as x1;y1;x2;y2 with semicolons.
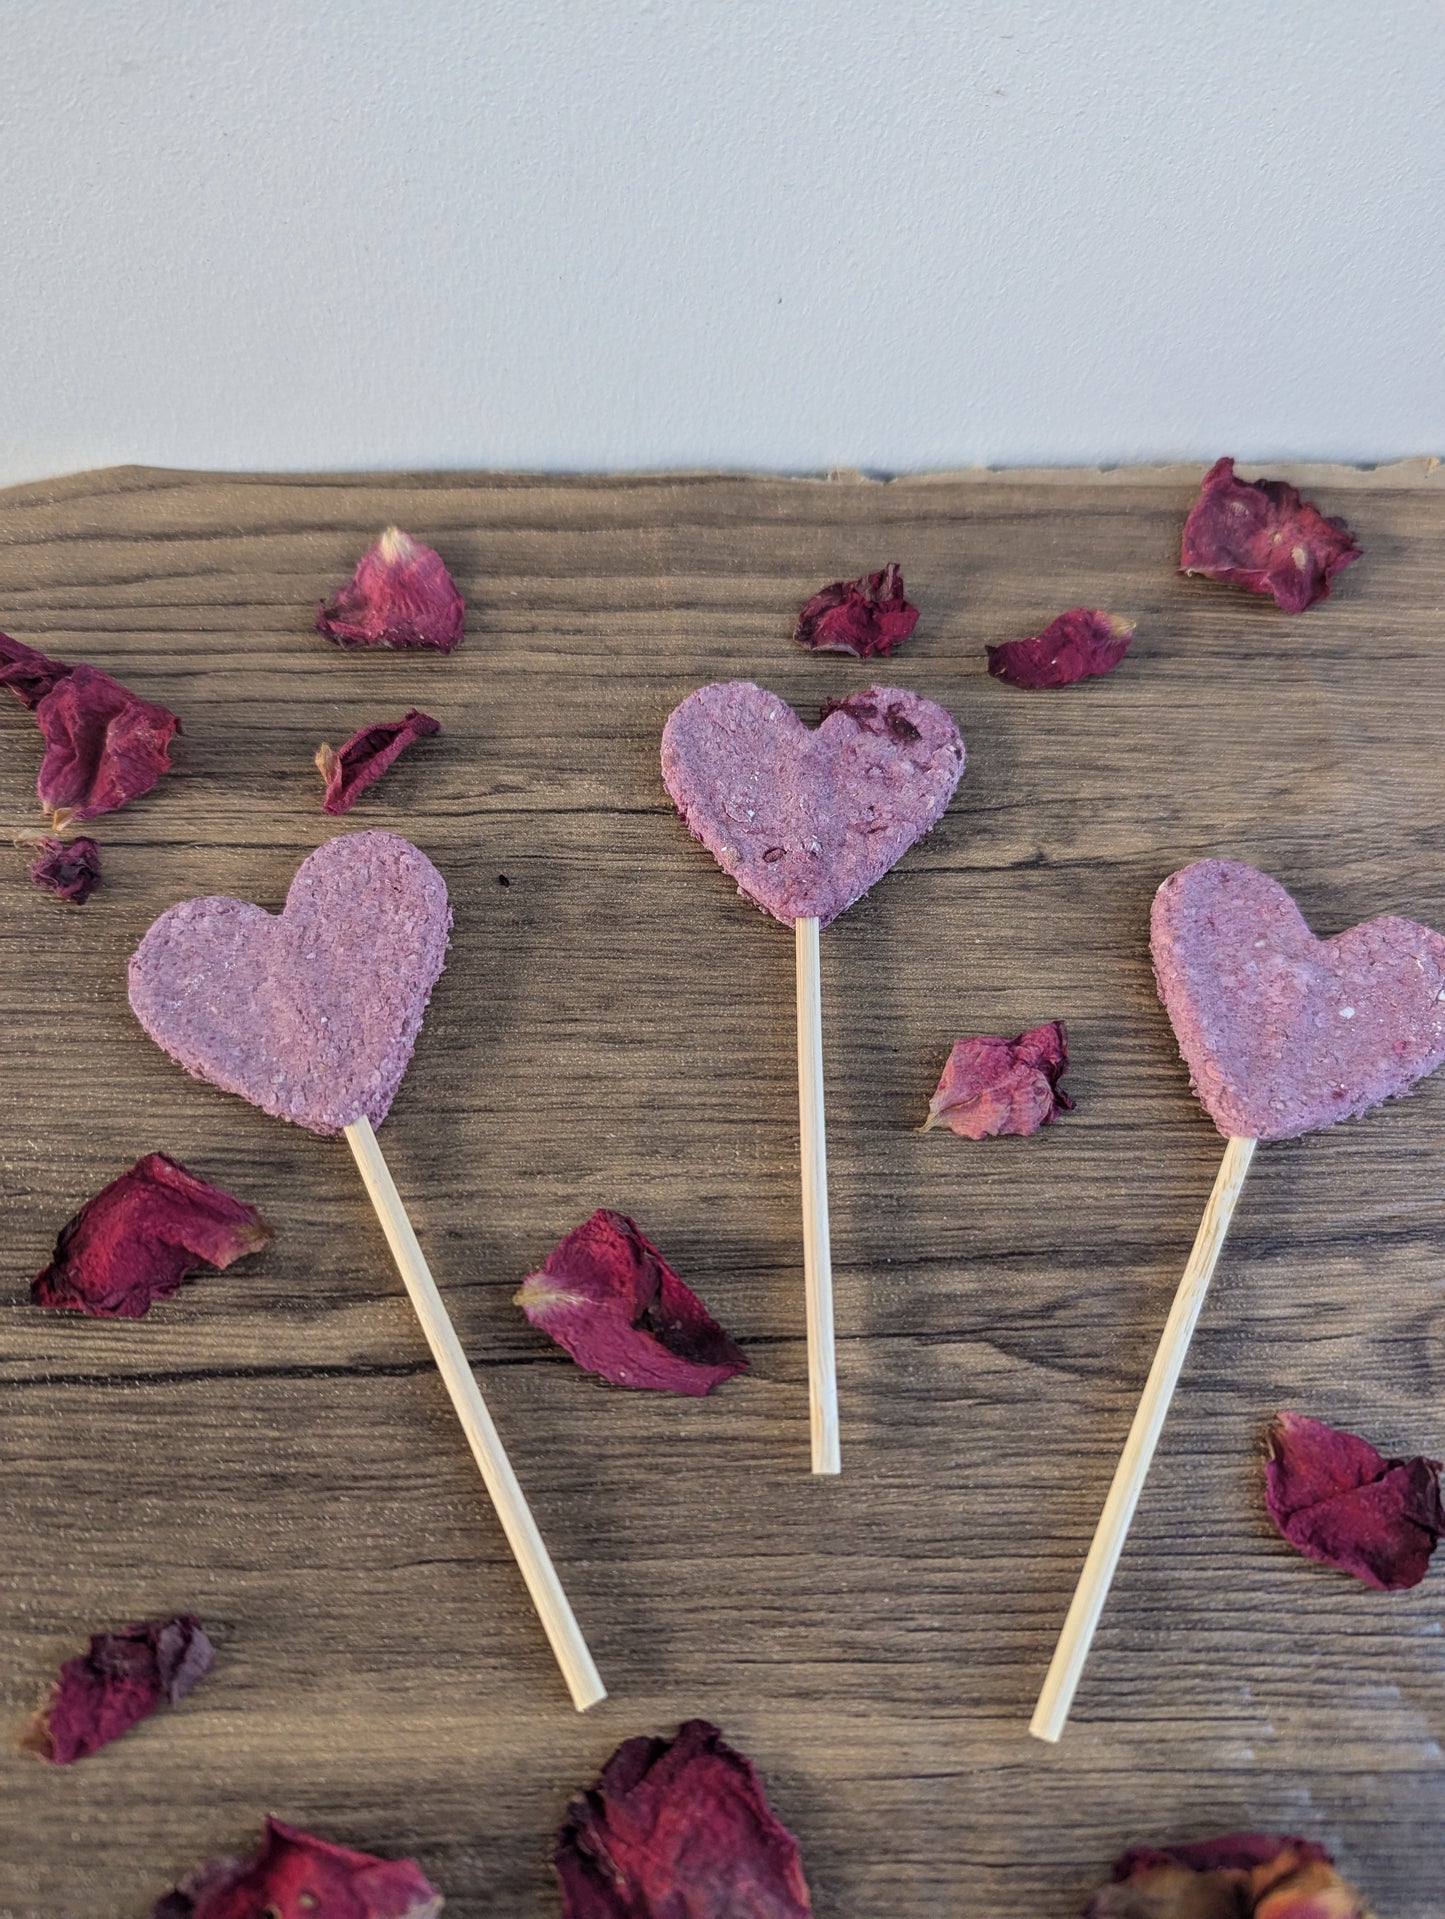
516;1210;747;1396
28;834;102;903
1181;457;1361;612
923;1021;1074;1139
794;563;919;659
555;1719;812;1919
153;1816;442;1919
1087;1833;1372;1918
31;1152;273;1319
0;631;73;709
316;708;441;815
21;1615;213;1765
317;527;465;652
1264;1410;1444;1590
34;662;180;827
986;608;1135;689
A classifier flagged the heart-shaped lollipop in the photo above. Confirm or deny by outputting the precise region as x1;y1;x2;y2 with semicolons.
1152;859;1445;1141
129;831;449;1134
1033;859;1445;1745
128;831;602;1710
662;681;964;926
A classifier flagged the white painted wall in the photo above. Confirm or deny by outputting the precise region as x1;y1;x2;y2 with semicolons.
3;1;1442;489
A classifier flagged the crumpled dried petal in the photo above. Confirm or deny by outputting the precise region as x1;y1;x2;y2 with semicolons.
28;834;102;903
0;631;73;708
316;708;441;815
153;1816;443;1919
317;527;465;651
1181;457;1361;612
31;1152;273;1319
21;1614;213;1765
555;1719;812;1919
793;563;919;658
34;662;180;827
516;1210;747;1396
922;1021;1074;1139
986;608;1135;688
1264;1410;1444;1590
1086;1832;1373;1918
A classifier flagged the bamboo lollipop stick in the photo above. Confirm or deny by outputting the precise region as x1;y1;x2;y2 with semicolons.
1030;1133;1257;1743
795;916;841;1476
345;1115;606;1713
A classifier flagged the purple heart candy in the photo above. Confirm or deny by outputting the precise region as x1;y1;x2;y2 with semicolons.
661;681;965;926
129;831;450;1135
1152;859;1445;1141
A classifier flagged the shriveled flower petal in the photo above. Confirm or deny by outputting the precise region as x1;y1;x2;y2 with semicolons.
21;1615;213;1765
1087;1833;1373;1918
153;1816;443;1919
28;834;102;903
793;563;919;658
555;1719;812;1919
316;708;441;815
34;662;180;827
1181;457;1361;612
986;608;1135;688
31;1152;273;1319
0;631;73;709
923;1021;1074;1139
1264;1410;1444;1590
516;1209;747;1396
317;527;465;652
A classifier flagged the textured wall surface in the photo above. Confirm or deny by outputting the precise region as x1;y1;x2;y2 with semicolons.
2;0;1442;486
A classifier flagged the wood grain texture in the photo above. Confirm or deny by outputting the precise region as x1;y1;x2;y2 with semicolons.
1;462;1443;1917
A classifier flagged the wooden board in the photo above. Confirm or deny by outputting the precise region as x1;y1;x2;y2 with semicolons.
2;460;1443;1918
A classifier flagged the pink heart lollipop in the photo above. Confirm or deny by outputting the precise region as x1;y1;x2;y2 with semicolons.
1034;861;1445;1744
662;682;966;1472
129;832;603;1711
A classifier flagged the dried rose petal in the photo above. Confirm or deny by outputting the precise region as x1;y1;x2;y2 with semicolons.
34;662;180;827
0;631;73;709
986;608;1135;689
922;1021;1074;1139
153;1816;443;1919
31;1152;273;1319
317;527;465;652
1181;457;1361;612
794;563;919;658
28;834;102;903
21;1615;213;1765
516;1210;747;1396
1264;1410;1444;1590
555;1719;812;1919
316;708;441;816
1086;1833;1372;1918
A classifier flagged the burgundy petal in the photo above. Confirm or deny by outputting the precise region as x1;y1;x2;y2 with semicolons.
28;834;102;903
923;1021;1074;1139
516;1210;747;1396
555;1719;812;1919
794;563;919;659
317;527;465;652
21;1615;213;1765
31;1152;273;1319
1264;1410;1444;1590
1181;457;1361;612
34;662;180;826
986;608;1135;688
316;709;441;815
153;1816;442;1919
1087;1832;1372;1918
0;631;73;709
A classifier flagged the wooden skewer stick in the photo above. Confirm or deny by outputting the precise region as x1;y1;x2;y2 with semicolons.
1030;1133;1257;1743
795;916;841;1476
345;1115;606;1713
